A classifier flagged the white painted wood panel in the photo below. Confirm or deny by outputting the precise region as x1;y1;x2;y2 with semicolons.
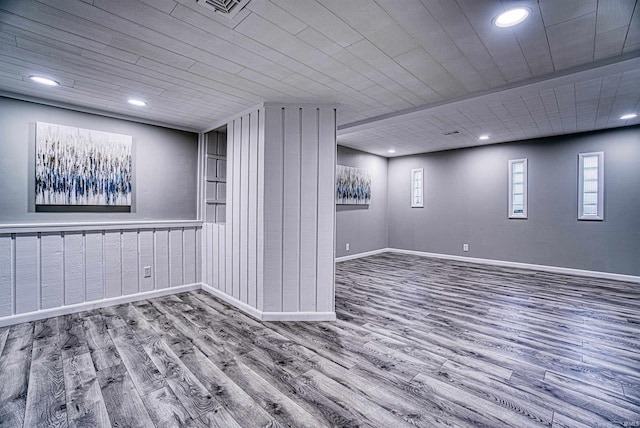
0;235;12;317
282;107;301;312
248;109;259;308
121;231;139;295
225;128;234;297
232;117;242;300
316;108;336;312
240;113;250;303
40;233;63;310
256;107;265;311
205;224;212;287
195;227;201;283
263;106;284;312
15;235;39;314
183;227;196;285
104;231;122;298
300;108;319;312
154;230;170;290
200;104;335;320
138;231;154;292
85;232;104;302
0;225;202;325
210;224;218;289
218;225;226;291
169;229;183;287
64;232;84;305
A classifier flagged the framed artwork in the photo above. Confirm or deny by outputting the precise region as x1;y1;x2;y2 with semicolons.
411;168;423;208
35;122;132;206
336;165;371;205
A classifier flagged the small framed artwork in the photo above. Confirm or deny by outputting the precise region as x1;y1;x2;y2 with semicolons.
411;168;423;208
508;159;527;218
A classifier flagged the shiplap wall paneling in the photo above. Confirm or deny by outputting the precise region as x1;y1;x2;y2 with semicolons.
196;228;202;283
122;231;139;295
169;229;183;287
211;224;217;289
316;108;337;312
15;234;38;314
85;232;104;302
262;106;284;312
232;117;242;300
240;113;250;304
225;127;235;298
139;231;154;292
104;231;122;298
64;232;85;305
248;110;259;308
155;229;170;290
0;235;12;317
183;227;197;285
300;108;319;312
218;225;226;293
282;107;302;312
40;233;63;310
256;107;265;312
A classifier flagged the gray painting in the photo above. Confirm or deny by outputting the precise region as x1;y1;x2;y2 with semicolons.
35;122;132;206
336;165;371;205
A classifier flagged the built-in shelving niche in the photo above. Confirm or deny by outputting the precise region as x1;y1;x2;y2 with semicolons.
205;130;227;223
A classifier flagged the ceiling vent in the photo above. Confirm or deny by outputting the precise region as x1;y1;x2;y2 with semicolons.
196;0;252;19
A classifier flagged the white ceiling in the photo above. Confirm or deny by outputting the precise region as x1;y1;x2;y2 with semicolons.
0;0;638;156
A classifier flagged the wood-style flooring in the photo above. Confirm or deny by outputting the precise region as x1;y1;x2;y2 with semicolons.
1;253;639;427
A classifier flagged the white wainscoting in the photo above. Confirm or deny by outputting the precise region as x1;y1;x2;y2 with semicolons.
0;221;201;327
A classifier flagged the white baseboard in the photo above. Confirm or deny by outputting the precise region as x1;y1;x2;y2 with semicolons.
386;248;640;284
0;283;201;328
335;247;388;262
202;284;336;322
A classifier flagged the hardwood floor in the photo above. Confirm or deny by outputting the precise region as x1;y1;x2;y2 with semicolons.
1;253;639;427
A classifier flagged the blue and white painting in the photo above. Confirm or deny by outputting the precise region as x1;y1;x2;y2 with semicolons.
336;165;371;205
35;122;132;206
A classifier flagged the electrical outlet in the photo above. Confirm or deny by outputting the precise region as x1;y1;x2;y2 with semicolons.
346;243;350;251
143;266;152;278
463;243;469;252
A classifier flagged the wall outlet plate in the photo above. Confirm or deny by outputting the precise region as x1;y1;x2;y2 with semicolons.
346;243;350;251
463;243;469;252
143;266;152;278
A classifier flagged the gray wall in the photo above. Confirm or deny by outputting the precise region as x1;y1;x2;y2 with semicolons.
336;146;388;258
0;97;198;223
388;126;640;276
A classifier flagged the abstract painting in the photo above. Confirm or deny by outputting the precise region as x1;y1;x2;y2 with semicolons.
35;122;132;206
336;165;371;205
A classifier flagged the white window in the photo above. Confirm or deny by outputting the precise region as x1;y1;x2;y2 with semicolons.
508;159;527;219
578;152;604;220
411;168;423;208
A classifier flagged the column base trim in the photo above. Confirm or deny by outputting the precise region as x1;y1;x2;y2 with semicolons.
202;284;336;322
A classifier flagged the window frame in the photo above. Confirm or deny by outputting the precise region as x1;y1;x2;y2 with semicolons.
508;158;528;219
411;168;424;208
578;151;604;221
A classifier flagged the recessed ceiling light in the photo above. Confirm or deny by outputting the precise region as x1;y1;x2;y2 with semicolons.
388;149;396;154
479;135;490;140
127;98;147;107
620;113;637;120
29;75;59;86
494;8;530;28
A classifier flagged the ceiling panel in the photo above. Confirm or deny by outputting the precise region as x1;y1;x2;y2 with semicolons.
0;0;637;154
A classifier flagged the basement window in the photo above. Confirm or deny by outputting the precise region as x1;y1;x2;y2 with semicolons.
508;159;527;219
411;168;424;208
578;152;604;221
